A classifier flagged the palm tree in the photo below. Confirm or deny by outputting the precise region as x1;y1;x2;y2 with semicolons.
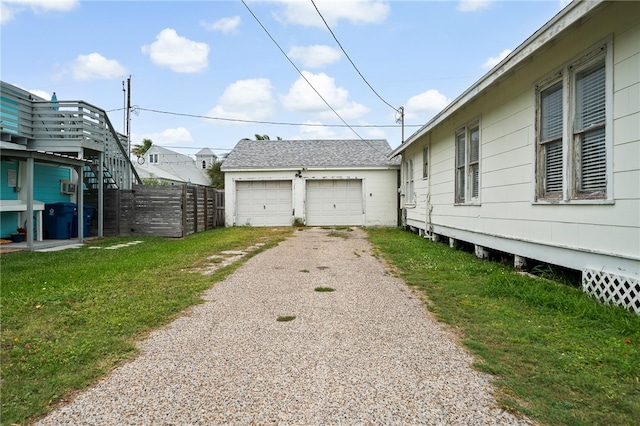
132;138;153;157
205;160;224;189
241;134;282;141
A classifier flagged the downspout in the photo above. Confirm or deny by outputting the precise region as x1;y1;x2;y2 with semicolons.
425;135;433;239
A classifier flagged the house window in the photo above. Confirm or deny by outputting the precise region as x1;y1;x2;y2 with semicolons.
538;81;564;198
149;154;159;164
455;120;480;204
575;61;606;196
404;158;414;204
422;145;429;179
536;43;609;201
202;160;207;169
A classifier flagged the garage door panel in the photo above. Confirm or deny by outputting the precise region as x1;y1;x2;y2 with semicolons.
236;180;292;226
306;179;362;226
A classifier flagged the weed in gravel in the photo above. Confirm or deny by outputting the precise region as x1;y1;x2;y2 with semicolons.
276;315;296;322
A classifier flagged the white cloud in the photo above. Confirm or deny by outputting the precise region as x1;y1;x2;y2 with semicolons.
289;121;340;140
404;89;450;121
154;127;194;146
458;0;493;13
70;53;127;81
26;89;50;100
482;48;512;70
201;16;241;34
288;45;341;68
205;78;275;123
134;127;194;147
1;0;78;24
273;0;390;28
141;29;209;73
281;71;369;120
1;3;17;24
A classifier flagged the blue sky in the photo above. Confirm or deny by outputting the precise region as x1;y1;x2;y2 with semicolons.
1;0;571;158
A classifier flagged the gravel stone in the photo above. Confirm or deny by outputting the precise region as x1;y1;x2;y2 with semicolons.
36;228;533;425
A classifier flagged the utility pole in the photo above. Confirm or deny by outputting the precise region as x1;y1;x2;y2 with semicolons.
126;76;131;145
126;76;132;188
122;80;126;134
396;106;405;144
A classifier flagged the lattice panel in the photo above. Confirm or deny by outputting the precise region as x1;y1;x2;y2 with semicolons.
582;268;640;315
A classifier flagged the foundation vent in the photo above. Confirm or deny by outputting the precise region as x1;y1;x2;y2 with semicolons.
582;268;640;315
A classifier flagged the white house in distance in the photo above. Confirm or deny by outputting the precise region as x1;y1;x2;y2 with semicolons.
221;139;400;227
134;145;215;186
390;0;639;313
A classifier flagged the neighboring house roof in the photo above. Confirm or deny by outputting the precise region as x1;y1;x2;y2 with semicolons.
390;0;606;157
222;139;400;171
196;148;215;157
134;145;210;186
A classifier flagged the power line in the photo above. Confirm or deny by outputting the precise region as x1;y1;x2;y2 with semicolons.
133;107;420;128
310;0;399;114
310;0;405;142
240;0;364;140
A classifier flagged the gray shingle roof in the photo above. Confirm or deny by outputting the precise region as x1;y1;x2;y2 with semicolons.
221;139;400;170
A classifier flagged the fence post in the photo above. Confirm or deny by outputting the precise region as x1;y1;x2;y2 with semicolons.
182;184;187;238
193;186;198;234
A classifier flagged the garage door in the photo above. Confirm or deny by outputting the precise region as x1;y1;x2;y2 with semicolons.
306;179;363;226
236;180;292;226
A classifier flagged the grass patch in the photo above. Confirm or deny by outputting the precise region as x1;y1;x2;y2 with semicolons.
314;287;335;292
0;227;293;425
368;228;639;426
328;230;349;239
276;315;296;322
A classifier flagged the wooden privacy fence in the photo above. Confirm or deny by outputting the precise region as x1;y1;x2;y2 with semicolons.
85;184;224;238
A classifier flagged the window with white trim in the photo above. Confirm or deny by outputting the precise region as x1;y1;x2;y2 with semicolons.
455;120;480;204
422;145;429;179
536;43;610;201
404;158;414;204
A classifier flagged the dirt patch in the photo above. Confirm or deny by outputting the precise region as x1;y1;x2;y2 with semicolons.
194;243;266;275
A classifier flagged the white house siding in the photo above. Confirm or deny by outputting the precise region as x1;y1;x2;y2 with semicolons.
400;2;639;288
224;169;398;227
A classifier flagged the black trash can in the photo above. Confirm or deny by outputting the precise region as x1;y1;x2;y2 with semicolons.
72;205;95;238
44;203;76;239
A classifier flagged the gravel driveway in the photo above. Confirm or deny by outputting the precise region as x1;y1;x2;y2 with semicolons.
36;227;532;425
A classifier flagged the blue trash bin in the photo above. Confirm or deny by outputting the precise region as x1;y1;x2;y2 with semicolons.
72;205;95;238
44;203;77;239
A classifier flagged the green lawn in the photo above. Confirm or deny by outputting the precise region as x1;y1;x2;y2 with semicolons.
2;226;638;425
0;227;293;425
368;227;639;426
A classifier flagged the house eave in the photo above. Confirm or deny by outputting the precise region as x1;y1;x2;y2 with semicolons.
389;0;606;158
221;165;400;173
0;148;89;167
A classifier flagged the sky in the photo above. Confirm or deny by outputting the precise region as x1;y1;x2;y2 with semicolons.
1;0;572;158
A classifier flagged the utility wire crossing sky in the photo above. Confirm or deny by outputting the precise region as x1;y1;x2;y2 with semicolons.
1;0;571;156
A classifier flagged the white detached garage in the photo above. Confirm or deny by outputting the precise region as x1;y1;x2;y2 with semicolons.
221;139;400;227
